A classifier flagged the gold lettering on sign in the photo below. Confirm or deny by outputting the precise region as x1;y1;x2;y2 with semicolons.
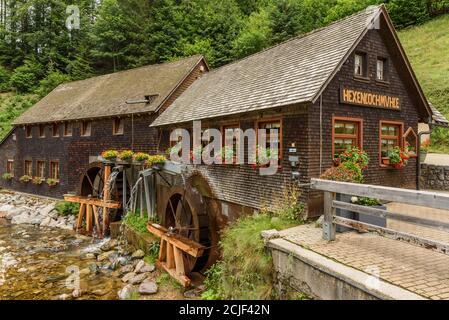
341;88;401;110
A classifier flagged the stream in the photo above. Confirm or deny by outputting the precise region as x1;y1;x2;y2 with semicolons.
0;218;196;300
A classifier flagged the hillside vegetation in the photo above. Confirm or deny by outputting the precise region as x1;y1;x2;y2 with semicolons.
399;14;449;152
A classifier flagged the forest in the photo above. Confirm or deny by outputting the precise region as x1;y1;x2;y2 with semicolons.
0;0;448;141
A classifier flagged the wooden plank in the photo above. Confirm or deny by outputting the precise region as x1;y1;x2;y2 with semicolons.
173;246;185;276
160;262;191;288
323;191;336;241
166;243;175;269
311;178;449;211
76;203;86;231
86;204;93;234
64;195;121;209
143;175;152;220
333;201;449;233
334;216;449;255
159;239;167;262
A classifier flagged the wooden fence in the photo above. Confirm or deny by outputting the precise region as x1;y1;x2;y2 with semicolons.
310;178;449;254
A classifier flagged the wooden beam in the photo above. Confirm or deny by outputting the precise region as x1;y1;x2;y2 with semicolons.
159;239;167;262
311;178;449;211
323;191;336;241
92;205;102;236
334;216;449;255
159;262;191;288
173;246;185;276
64;195;121;209
333;200;449;233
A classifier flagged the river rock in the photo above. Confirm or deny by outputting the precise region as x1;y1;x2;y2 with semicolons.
119;265;134;275
134;260;155;274
138;281;158;295
129;273;148;285
131;249;145;259
100;239;118;251
122;272;136;283
88;263;99;274
118;284;137;300
0;204;14;212
11;213;31;225
39;204;56;217
40;217;52;227
97;250;116;262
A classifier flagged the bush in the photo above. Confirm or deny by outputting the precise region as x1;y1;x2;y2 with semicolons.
9;59;44;93
0;65;11;92
2;173;13;181
36;71;71;97
56;201;80;216
320;165;360;183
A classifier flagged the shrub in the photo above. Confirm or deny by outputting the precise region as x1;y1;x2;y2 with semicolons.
2;173;13;181
102;150;119;160
334;147;369;170
9;59;44;93
118;150;134;161
0;65;11;92
19;175;32;183
36;71;71;97
56;201;80;216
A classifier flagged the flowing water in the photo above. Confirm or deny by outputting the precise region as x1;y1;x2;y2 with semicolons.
0;219;123;300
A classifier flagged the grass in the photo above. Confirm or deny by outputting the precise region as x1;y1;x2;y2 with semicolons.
202;185;306;300
157;272;184;291
123;211;151;234
399;15;449;152
0;93;38;140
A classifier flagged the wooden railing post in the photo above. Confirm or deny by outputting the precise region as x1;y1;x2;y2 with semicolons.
323;191;336;241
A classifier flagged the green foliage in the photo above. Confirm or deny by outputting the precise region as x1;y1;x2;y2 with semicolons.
386;0;430;29
157;272;184;291
123;212;150;234
19;175;32;183
36;71;71;98
201;212;299;300
320;165;359;183
2;173;12;181
56;201;80;216
325;0;380;24
0;94;38;140
354;197;382;207
9;59;44;93
0;66;11;92
46;178;59;186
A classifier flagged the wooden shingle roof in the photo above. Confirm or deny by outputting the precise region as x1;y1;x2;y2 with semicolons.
152;6;383;126
13;55;204;125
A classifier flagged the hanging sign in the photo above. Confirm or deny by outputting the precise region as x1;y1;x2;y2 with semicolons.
340;87;400;110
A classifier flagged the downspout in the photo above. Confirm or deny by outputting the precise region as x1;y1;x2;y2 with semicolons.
320;95;323;174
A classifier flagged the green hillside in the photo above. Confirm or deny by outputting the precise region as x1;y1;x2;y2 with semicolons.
399;14;449;152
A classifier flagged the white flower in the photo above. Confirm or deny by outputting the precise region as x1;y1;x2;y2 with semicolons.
351;197;359;204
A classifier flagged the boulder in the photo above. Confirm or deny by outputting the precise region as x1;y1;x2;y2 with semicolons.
131;249;145;260
100;239;118;252
128;273;148;285
97;250;116;262
7;208;28;220
138;281;158;295
122;272;136;283
11;213;31;225
118;284;137;300
40;217;52;227
0;204;14;212
134;260;155;274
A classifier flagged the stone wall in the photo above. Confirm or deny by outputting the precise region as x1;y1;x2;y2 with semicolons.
420;164;449;191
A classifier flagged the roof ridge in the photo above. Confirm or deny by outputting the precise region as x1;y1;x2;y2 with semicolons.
56;54;203;88
205;5;382;75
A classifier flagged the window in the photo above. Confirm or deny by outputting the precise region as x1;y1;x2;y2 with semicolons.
37;161;45;178
257;119;282;162
333;117;363;156
64;123;73;137
354;53;367;77
377;58;387;81
113;118;124;135
50;161;60;180
380;121;404;164
52;124;59;137
222;123;240;163
81;121;91;137
24;160;33;176
6;160;14;176
39;124;45;138
403;127;418;157
25;126;32;138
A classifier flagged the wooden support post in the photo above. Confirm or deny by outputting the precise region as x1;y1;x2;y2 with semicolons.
143;175;152;221
166;243;175;269
159;239;167;261
86;204;93;234
140;179;144;218
173;246;185;276
323;191;336;241
76;203;86;231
